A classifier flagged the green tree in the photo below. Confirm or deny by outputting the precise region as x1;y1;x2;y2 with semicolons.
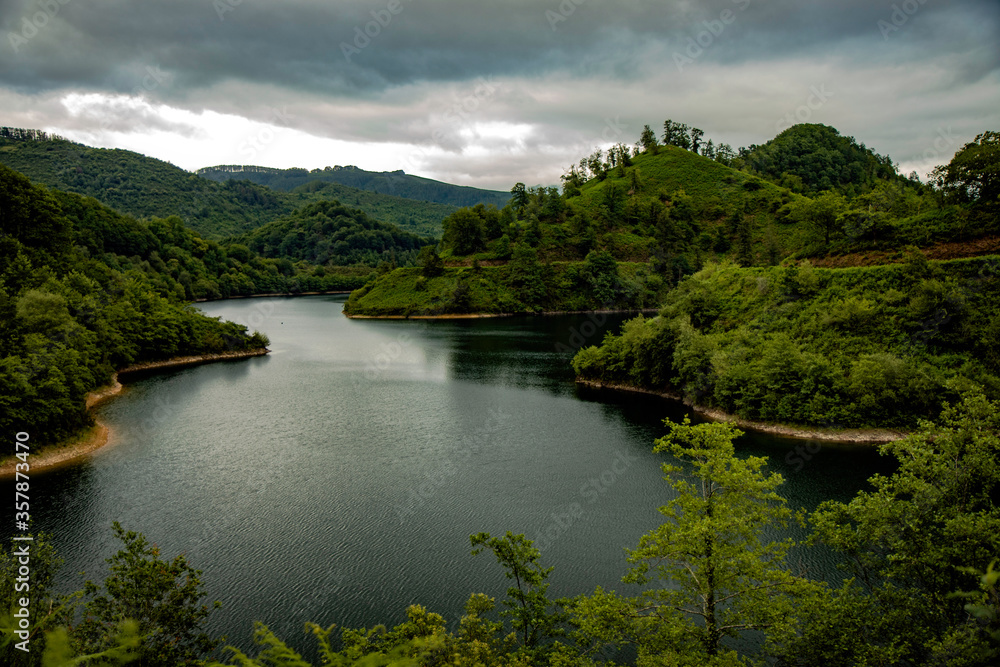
470;531;565;658
931;131;1000;205
510;183;529;218
800;388;1000;666
442;208;486;256
622;417;812;664
417;246;444;278
73;522;221;666
638;125;659;154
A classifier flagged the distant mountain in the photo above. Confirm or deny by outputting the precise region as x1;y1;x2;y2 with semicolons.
197;164;511;208
0;130;456;238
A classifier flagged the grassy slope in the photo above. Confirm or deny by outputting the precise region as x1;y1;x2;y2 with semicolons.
345;262;668;317
573;145;815;261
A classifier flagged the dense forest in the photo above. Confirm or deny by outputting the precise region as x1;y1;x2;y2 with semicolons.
4;391;997;665
0;164;271;445
241;200;434;267
198;163;510;208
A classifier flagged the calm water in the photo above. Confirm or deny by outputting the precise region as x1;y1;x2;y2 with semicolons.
11;296;892;659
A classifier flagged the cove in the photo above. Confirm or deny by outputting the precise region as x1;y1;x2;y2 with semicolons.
12;295;893;660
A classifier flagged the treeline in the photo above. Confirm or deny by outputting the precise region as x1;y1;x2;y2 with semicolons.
0;164;329;445
197;162;511;208
573;254;1000;428
0;127;65;142
241;200;435;268
5;392;998;665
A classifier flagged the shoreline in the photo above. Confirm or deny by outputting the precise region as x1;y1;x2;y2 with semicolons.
577;379;907;444
195;290;353;302
345;308;661;320
0;348;269;478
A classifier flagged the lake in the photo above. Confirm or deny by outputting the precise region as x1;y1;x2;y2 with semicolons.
17;295;892;659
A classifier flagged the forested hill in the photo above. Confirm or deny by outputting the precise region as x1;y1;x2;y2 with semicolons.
0;132;458;238
240;200;434;267
197;163;511;208
0;134;288;238
739;123;912;195
0;163;277;446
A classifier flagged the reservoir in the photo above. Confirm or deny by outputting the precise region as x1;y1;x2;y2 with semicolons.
18;295;891;659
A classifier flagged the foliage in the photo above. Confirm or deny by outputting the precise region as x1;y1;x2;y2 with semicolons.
0;164;281;452
931;130;1000;206
740;124;902;196
573;257;1000;428
240;200;432;267
72;522;221;665
619;418;813;664
470;531;566;657
780;389;1000;665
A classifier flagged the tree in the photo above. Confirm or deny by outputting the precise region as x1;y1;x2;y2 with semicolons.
690;128;705;155
72;522;221;666
622;418;812;664
506;242;546;308
470;531;565;658
785;191;846;246
510;183;529;217
442;208;486;256
418;245;444;278
638;125;659;154
801;388;1000;666
930;130;1000;205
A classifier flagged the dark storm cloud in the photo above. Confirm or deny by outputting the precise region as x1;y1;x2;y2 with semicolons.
3;0;994;98
1;0;996;187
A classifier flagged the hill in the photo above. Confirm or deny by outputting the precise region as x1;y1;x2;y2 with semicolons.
0;130;460;238
197;163;511;208
573;255;1000;429
240;200;434;267
739;123;912;195
0;163;277;446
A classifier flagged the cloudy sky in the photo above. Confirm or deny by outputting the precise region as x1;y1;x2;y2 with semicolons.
1;0;997;191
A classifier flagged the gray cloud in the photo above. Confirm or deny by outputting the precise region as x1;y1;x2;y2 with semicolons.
1;0;997;188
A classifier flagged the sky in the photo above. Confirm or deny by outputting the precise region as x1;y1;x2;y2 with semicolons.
1;0;997;192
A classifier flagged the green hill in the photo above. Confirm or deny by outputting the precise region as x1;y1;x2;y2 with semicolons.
739;123;911;196
240;200;434;267
0;131;460;239
287;180;457;237
573;255;1000;429
0;163;277;446
197;163;511;208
